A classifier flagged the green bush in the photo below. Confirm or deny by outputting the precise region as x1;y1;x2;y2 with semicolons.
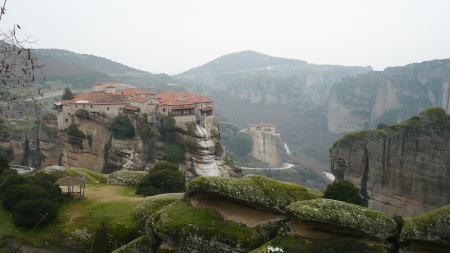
0;153;9;175
0;171;62;228
323;180;364;206
165;144;185;164
111;114;135;139
136;162;185;196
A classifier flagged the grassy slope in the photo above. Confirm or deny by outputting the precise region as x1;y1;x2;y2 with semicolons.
0;182;144;252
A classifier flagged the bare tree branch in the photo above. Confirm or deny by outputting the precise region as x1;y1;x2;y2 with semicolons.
0;0;45;119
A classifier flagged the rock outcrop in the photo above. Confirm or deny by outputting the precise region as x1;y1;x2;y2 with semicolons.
326;59;450;133
114;175;450;253
0;118;62;169
330;107;450;217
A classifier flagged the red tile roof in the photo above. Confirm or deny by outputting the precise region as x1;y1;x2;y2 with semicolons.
128;97;152;103
123;105;140;111
172;105;195;110
115;88;155;96
156;92;213;106
69;92;128;105
200;107;213;111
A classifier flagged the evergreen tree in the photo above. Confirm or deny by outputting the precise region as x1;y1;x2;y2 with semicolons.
110;114;135;138
323;180;364;206
61;87;76;100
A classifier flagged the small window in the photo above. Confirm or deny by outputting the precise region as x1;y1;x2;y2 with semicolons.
107;107;110;111
91;105;93;108
76;104;77;108
65;119;68;122
163;108;165;112
83;105;85;108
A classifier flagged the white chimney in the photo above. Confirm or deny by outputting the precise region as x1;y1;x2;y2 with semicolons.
106;85;116;94
93;83;103;92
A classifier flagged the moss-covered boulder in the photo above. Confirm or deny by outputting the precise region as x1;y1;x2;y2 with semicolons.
249;236;389;253
100;170;146;187
39;165;80;178
111;235;151;253
148;200;266;253
187;175;322;212
400;204;450;252
286;198;397;241
132;193;183;232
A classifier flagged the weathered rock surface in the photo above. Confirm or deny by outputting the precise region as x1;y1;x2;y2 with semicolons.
286;198;397;241
326;59;450;133
400;204;450;253
187;175;322;213
139;176;398;253
330;107;450;216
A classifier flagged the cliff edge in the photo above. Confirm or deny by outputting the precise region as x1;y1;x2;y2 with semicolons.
330;107;450;216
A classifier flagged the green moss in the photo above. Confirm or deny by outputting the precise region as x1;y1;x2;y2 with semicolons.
38;166;81;178
152;201;264;252
132;193;183;230
250;236;389;253
286;198;398;240
66;124;86;150
111;235;150;253
401;204;450;243
188;175;322;212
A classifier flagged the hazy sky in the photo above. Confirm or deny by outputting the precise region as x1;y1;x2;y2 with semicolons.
2;0;450;75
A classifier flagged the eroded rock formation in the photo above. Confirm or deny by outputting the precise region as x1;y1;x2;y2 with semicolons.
326;59;450;133
330;107;450;217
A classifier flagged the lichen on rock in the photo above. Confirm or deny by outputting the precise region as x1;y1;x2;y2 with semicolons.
100;169;146;187
401;204;450;245
132;193;183;231
187;175;322;212
286;198;398;241
111;235;151;253
149;200;265;253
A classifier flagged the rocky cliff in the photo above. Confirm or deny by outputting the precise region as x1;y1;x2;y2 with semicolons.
58;112;237;177
330;107;450;217
326;59;450;133
0;117;62;169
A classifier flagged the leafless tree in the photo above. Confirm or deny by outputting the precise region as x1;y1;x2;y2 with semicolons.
0;0;45;119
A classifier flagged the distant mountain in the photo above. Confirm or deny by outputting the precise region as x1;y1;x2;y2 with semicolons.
179;50;305;76
174;50;372;105
32;49;183;90
35;49;145;75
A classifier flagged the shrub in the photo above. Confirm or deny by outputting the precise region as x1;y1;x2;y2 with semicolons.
165;144;185;164
323;180;364;206
0;153;9;175
136;162;185;196
111;114;135;139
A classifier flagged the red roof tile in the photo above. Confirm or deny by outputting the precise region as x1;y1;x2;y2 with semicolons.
156;92;213;106
200;107;213;111
128;97;152;103
69;92;128;105
115;88;155;96
123;105;140;111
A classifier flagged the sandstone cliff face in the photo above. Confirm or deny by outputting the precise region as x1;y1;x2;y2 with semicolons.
330;108;450;217
326;59;450;133
241;127;283;167
0;119;62;169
